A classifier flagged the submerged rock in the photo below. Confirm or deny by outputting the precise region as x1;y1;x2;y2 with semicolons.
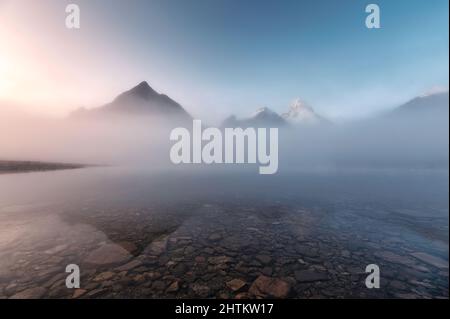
410;252;448;269
166;281;180;293
72;289;87;299
116;260;142;272
294;270;329;283
190;283;211;297
226;279;246;292
208;256;233;265
93;271;115;282
147;237;168;256
248;275;290;298
85;244;131;266
10;287;47;299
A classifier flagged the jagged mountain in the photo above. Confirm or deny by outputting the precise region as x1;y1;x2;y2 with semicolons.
248;107;287;127
222;107;287;128
71;81;191;121
282;99;327;125
222;99;328;128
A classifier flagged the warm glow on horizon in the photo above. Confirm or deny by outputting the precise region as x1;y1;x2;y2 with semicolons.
0;1;143;117
0;2;79;116
0;52;14;97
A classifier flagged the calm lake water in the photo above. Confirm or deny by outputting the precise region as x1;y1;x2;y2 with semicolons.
0;167;448;299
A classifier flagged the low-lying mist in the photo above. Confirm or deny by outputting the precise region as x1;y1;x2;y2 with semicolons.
0;108;448;173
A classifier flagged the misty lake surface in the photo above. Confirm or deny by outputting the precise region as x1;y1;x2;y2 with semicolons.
0;167;448;299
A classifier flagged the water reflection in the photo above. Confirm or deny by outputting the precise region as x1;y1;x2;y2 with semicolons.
0;167;448;299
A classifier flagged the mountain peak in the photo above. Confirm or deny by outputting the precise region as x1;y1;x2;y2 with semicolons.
72;81;192;121
125;81;156;100
252;107;277;118
137;80;150;88
282;98;324;125
289;98;313;112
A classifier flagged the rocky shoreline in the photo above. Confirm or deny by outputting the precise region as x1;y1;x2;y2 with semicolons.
0;202;447;299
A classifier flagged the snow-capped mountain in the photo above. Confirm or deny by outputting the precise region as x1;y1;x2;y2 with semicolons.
281;98;326;125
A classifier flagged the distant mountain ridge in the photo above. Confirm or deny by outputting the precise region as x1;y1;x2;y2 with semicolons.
223;107;287;128
222;99;328;128
72;81;191;120
390;91;449;116
71;81;448;128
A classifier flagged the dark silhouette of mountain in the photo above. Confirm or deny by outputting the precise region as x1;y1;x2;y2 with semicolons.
71;81;191;121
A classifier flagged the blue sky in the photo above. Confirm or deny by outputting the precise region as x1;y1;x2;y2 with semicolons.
1;0;448;121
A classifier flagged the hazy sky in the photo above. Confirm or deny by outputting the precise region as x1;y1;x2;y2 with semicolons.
0;0;448;122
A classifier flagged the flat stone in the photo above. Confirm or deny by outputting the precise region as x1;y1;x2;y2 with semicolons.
147;237;168;256
208;234;222;241
85;244;131;266
410;252;448;269
256;255;272;265
166;281;180;293
44;273;66;288
47;286;67;298
390;280;407;290
171;263;189;276
226;279;246;292
145;271;162;280
94;271;115;282
118;241;138;254
261;267;273;276
208;256;232;265
10;287;47;299
235;292;250;299
190;283;210;298
72;289;87;299
86;288;106;298
116;260;142;272
375;251;415;266
151;280;166;291
44;244;68;255
133;274;145;283
0;269;14;283
296;247;319;258
346;266;364;274
195;256;206;263
294;270;329;283
248;275;290;299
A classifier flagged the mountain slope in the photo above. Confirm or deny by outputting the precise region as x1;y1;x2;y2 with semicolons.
389;91;449;118
72;81;191;121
